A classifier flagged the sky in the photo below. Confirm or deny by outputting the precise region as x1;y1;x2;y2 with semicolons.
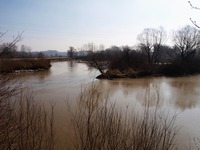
0;0;199;51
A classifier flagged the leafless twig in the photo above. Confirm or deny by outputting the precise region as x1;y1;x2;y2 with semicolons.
0;31;7;44
188;1;200;10
66;83;179;150
7;31;23;49
190;18;200;28
188;1;200;28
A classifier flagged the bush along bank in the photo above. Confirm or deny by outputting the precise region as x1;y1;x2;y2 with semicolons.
96;62;200;79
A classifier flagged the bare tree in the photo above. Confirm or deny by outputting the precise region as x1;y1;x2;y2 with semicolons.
0;32;23;58
20;44;31;53
84;43;109;77
8;32;23;48
173;25;200;62
137;27;166;64
68;46;75;59
19;45;32;58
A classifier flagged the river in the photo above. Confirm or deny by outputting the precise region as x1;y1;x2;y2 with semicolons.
15;61;200;149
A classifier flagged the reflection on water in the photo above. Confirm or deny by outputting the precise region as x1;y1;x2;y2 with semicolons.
14;61;200;110
169;77;200;110
68;60;77;72
14;61;200;149
96;77;200;110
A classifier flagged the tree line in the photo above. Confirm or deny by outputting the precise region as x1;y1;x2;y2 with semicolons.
72;25;200;78
1;25;200;77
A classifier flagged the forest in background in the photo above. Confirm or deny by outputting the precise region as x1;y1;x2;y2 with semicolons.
1;25;200;77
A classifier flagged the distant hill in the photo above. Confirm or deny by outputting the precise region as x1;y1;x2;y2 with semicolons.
32;50;68;57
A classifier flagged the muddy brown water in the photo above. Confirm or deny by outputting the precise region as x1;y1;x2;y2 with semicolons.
13;61;200;149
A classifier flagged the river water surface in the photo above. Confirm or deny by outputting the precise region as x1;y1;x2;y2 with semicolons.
15;61;200;149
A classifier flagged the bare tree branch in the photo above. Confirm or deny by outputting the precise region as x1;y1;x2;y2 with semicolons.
7;31;23;49
0;31;7;44
188;1;200;28
188;1;200;10
190;18;200;28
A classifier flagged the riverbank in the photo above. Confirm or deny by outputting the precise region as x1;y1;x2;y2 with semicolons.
0;58;51;73
96;63;200;79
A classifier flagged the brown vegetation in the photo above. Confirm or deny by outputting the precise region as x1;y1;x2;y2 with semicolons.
0;74;55;150
67;84;179;150
0;58;51;73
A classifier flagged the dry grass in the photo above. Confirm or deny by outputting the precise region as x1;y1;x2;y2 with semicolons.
0;74;55;150
0;58;51;73
67;83;179;150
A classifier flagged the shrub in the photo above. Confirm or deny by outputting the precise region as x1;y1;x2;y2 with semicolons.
67;84;179;150
0;75;55;150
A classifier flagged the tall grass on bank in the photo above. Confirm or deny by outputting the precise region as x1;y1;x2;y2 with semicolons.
0;58;51;73
67;84;179;150
0;74;55;150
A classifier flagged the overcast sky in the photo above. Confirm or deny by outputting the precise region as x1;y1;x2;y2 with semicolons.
0;0;199;51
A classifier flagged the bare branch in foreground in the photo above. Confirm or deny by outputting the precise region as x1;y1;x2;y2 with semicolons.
66;83;179;150
190;18;200;28
188;1;200;28
188;1;200;10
